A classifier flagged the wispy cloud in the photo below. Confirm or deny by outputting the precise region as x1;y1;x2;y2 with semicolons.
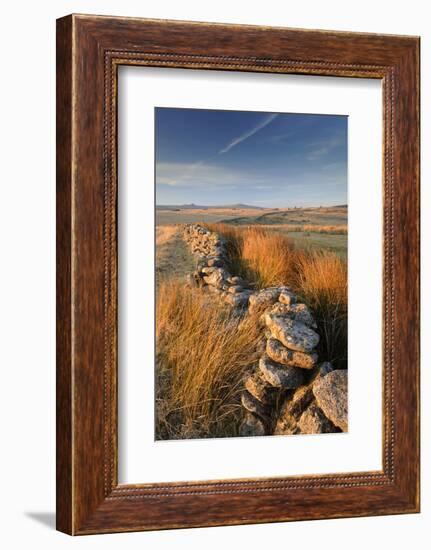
157;162;243;188
306;133;345;161
157;162;275;190
218;114;279;154
160;159;207;186
263;130;296;144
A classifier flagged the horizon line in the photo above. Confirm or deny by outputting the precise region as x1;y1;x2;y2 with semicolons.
156;202;347;208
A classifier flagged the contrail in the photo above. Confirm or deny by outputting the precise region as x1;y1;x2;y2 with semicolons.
159;113;278;186
218;113;279;154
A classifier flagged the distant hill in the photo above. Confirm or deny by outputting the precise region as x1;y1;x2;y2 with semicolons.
156;203;264;211
225;203;265;209
156;204;204;211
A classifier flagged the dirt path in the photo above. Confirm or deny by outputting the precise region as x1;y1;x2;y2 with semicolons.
156;225;195;284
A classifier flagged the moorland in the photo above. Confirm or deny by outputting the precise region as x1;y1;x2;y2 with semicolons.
155;205;347;440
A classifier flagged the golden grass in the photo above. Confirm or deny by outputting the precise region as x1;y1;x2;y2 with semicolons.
294;250;347;307
205;223;295;287
155;280;263;440
304;224;347;234
156;225;178;246
240;227;296;287
293;251;348;367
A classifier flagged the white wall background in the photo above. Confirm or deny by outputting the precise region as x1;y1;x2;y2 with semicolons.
0;0;427;548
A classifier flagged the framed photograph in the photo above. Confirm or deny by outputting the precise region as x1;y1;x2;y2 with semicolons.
56;14;420;534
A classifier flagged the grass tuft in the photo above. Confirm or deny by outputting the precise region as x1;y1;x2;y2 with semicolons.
155;280;263;440
293;250;347;368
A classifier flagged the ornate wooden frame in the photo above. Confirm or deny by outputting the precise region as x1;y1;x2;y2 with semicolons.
56;14;420;535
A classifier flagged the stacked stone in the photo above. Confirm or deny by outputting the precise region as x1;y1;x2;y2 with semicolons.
240;287;347;437
183;224;253;309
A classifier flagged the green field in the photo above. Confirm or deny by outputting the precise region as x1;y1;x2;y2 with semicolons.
220;207;347;227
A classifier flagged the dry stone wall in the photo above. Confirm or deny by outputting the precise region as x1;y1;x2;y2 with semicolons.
182;223;348;437
183;223;253;307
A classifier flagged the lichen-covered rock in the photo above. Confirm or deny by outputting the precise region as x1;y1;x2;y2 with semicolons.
201;266;217;275
264;313;320;353
259;354;304;389
273;394;298;435
318;361;334;377
244;370;277;405
224;291;251;308
207;256;224;267
228;285;245;294
248;288;281;314
212;246;225;257
286;303;317;328
265;302;317;328
279;289;297;306
284;384;315;419
203;267;230;288
196;258;208;270
313;370;348;432
273;417;298;435
183;225;228;260
227;275;247;286
241;391;268;419
273;361;335;434
239;412;266;437
273;382;314;434
306;361;334;385
298;402;338;434
263;302;290;317
266;338;317;370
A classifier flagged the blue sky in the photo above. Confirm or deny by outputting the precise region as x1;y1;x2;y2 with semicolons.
155;107;347;207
